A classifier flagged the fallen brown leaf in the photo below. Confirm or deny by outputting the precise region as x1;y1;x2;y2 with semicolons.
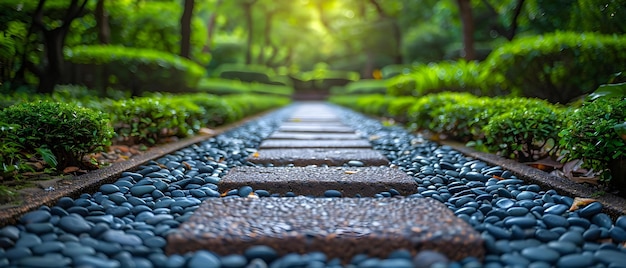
569;197;598;211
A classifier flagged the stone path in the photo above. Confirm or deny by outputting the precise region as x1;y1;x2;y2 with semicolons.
166;102;484;262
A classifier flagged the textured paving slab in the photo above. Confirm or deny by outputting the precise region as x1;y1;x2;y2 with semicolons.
248;148;389;166
166;197;484;262
277;125;355;133
259;139;372;149
287;117;342;123
269;132;362;140
219;166;416;196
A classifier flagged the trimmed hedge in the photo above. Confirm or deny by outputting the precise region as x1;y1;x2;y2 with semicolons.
386;61;499;97
483;31;626;104
64;45;206;94
331;79;388;95
197;78;294;96
212;64;289;86
559;97;626;183
329;92;567;162
0;101;114;169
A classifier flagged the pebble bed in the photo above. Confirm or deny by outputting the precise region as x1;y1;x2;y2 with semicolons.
0;103;625;268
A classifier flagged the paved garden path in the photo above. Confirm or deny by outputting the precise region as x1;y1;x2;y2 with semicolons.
166;102;484;263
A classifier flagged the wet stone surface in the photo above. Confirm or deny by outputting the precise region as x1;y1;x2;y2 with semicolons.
219;166;417;197
258;139;372;149
247;148;389;166
268;132;362;140
166;197;484;262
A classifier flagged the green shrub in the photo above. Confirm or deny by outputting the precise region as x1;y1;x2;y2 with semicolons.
0;121;29;178
483;31;626;103
559;97;626;182
64;45;206;94
106;96;190;145
333;79;388;95
484;101;566;162
387;60;494;97
0;101;113;169
406;92;478;132
213;64;288;86
386;96;417;123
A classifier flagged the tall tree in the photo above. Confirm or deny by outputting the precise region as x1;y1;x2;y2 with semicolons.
456;0;476;60
242;0;257;65
32;0;89;94
96;0;111;44
180;0;194;59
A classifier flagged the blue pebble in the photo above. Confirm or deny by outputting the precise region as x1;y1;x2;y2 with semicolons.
577;202;603;218
544;204;568;215
609;226;626;242
238;186;254;197
504;217;537;229
556;254;595;268
324;190;342;198
591;213;613;229
542;214;569;229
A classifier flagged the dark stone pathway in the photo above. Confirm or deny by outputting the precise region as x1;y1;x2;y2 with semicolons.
166;102;484;262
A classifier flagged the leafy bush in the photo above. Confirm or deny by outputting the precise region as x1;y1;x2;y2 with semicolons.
106;96;192;145
559;97;626;182
406;92;478;132
332;79;388;95
387;96;418;123
197;78;293;96
64;45;206;94
484;101;567;162
483;31;626;103
387;61;496;97
213;64;288;86
0;101;114;169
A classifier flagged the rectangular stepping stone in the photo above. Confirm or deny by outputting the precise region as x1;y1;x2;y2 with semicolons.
248;148;388;166
277;125;355;133
269;132;362;140
219;166;416;197
259;139;372;149
287;117;341;123
166;197;484;262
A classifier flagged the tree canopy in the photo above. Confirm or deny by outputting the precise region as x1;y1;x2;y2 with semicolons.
0;0;624;93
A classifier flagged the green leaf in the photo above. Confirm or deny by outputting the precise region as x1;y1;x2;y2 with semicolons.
587;82;626;101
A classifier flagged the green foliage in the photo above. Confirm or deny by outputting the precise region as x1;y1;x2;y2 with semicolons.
402;23;455;63
106;93;290;145
0;121;31;178
386;96;418;123
65;45;207;94
332;80;387;95
0;101;113;169
213;64;287;85
406;92;478;132
483;31;626;104
484;100;566;162
386;61;499;97
559;97;626;182
197;78;293;96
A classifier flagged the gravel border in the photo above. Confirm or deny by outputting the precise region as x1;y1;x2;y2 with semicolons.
442;141;626;219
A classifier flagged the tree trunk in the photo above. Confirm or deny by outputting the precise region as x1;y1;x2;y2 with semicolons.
96;0;110;44
457;0;476;60
203;0;223;53
32;0;88;94
243;2;254;65
180;0;194;59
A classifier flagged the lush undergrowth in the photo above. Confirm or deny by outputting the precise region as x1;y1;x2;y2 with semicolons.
0;87;290;183
329;92;626;193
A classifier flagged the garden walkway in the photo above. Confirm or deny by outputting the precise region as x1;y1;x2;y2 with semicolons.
166;102;484;262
